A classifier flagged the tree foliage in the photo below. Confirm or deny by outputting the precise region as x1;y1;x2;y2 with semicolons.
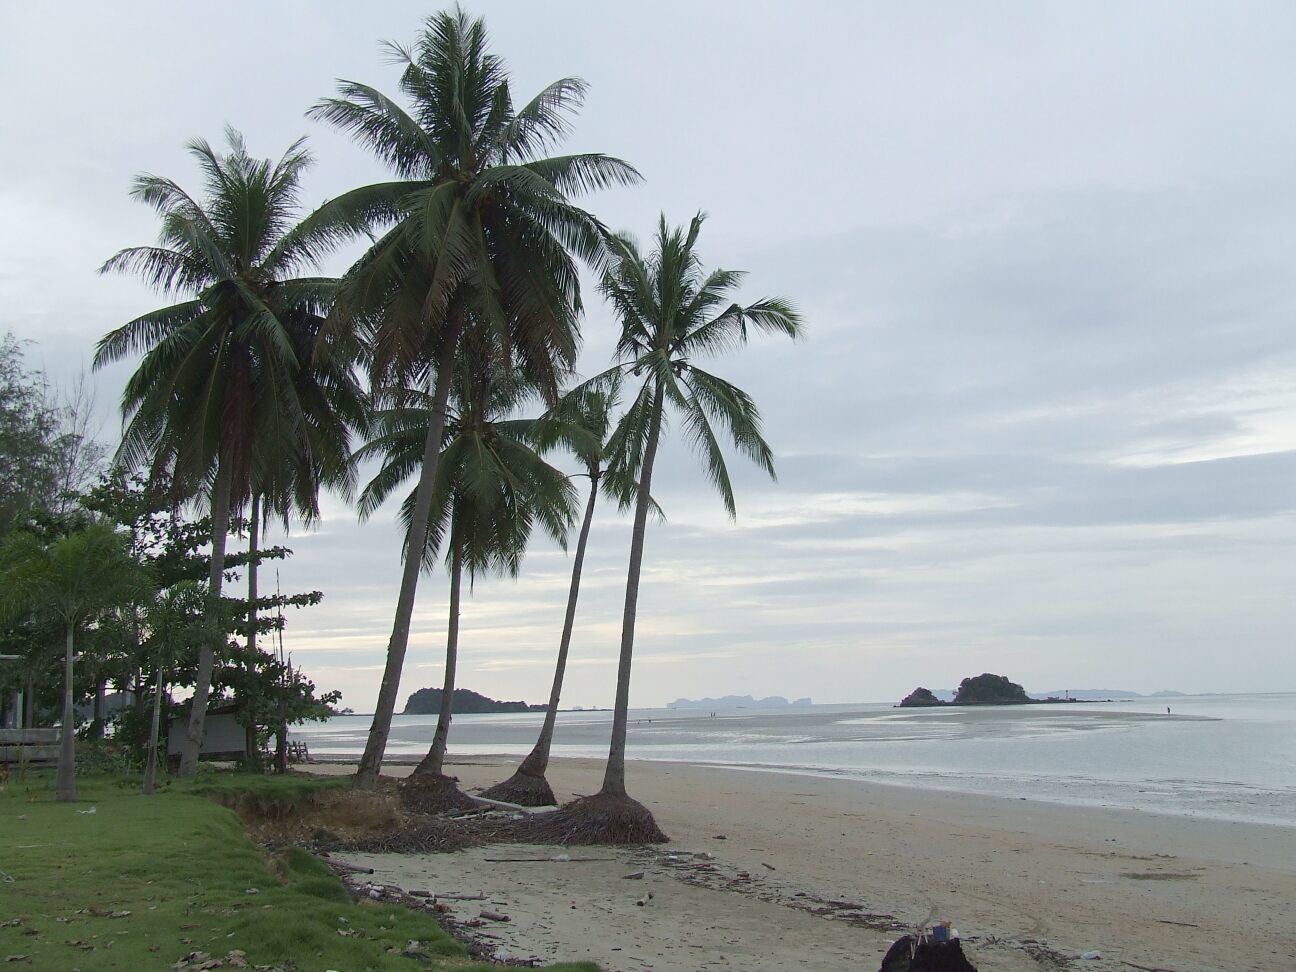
0;334;106;536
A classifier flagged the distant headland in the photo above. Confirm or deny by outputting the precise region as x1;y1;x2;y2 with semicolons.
667;694;812;710
404;688;545;715
900;677;1190;707
899;673;1097;707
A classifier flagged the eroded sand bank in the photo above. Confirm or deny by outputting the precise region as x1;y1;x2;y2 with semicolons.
312;757;1295;972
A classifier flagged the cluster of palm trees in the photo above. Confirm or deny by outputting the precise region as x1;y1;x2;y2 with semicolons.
98;8;800;840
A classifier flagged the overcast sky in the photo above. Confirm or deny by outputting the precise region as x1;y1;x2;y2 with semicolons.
2;2;1294;710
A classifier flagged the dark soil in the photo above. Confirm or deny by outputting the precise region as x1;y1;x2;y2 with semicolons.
479;769;557;808
520;791;668;845
399;773;479;814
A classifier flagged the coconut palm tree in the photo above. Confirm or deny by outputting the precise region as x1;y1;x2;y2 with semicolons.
358;338;578;810
306;7;639;789
539;213;801;843
480;387;636;806
95;130;362;778
0;522;152;801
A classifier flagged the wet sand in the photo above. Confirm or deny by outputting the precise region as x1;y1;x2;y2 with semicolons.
314;756;1296;972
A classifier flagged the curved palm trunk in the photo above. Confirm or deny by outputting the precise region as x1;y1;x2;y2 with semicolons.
179;457;233;779
601;386;664;797
142;659;166;795
514;473;599;782
356;317;464;790
56;623;77;802
414;537;463;778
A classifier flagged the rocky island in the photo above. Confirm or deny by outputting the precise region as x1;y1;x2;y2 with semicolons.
899;673;1033;707
403;688;545;715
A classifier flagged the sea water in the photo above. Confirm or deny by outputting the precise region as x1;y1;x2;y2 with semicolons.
291;693;1296;826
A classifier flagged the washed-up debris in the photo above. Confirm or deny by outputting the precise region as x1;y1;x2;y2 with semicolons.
169;951;255;971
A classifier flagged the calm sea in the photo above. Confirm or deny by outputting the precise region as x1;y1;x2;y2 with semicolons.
291;693;1296;827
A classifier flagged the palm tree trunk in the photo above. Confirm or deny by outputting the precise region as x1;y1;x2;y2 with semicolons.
601;386;664;797
142;659;165;795
56;622;77;802
247;493;260;655
415;536;463;778
517;473;599;780
356;315;464;790
179;456;233;779
92;677;105;740
244;493;260;767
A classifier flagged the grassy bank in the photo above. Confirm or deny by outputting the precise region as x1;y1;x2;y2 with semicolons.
0;772;597;971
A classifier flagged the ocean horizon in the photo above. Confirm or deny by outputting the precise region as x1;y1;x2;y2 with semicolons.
291;691;1296;828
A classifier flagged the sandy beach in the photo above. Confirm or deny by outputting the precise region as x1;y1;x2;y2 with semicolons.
309;755;1296;972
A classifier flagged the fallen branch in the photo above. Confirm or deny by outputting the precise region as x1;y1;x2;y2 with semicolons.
471;795;558;814
326;861;374;875
483;856;615;863
1154;919;1199;928
1122;962;1182;972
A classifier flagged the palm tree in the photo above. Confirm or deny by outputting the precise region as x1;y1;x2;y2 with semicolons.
481;387;634;806
95;130;361;778
358;339;577;810
0;523;152;801
538;214;801;843
307;7;639;789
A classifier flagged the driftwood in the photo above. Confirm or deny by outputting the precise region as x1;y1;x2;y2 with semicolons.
479;910;511;922
483;856;615;863
470;794;557;813
436;892;486;901
326;860;374;875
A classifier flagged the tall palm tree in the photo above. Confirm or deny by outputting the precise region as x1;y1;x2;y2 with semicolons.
95;130;362;778
0;522;152;801
307;7;639;789
358;341;577;809
539;214;801;843
481;387;635;806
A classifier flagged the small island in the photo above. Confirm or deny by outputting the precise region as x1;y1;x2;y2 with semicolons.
899;673;1033;707
404;688;545;715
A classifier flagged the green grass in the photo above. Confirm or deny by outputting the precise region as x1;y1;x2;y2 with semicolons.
0;772;599;971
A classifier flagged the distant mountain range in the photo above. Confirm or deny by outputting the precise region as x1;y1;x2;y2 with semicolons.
667;694;812;709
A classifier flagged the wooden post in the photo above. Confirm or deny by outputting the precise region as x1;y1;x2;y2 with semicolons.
0;656;21;731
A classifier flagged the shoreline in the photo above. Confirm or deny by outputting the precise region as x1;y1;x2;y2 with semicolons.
309;756;1296;971
302;750;1291;830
